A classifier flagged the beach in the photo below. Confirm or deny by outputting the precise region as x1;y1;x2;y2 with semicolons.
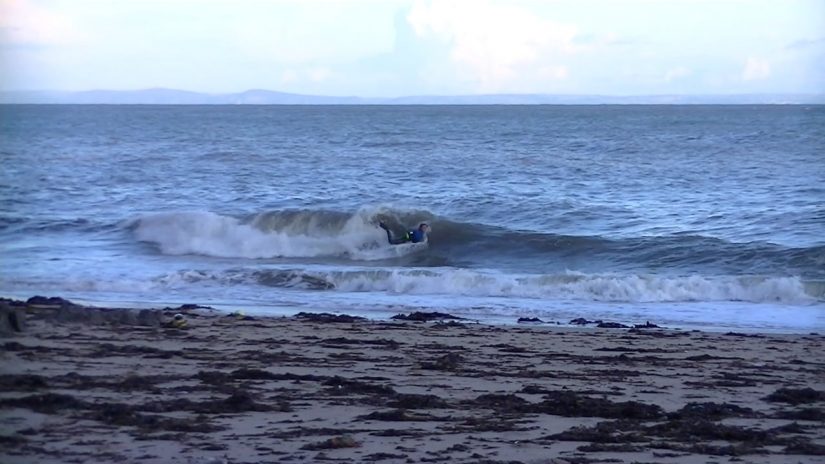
1;298;823;464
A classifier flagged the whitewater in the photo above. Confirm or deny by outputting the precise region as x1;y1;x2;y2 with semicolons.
1;105;823;332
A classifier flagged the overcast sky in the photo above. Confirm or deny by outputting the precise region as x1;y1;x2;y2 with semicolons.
1;0;823;96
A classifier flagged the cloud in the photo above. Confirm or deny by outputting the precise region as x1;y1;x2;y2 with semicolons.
786;37;825;50
307;67;332;83
0;0;84;46
407;0;579;91
280;67;332;86
742;56;771;80
664;66;691;82
538;65;569;80
229;2;396;66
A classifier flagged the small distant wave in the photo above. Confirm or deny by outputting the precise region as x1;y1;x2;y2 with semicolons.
1;216;112;234
156;268;822;304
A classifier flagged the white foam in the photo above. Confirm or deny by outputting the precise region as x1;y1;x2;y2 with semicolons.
314;269;816;304
131;210;424;260
147;266;818;304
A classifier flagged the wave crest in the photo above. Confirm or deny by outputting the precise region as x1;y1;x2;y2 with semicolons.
130;207;432;260
127;207;825;278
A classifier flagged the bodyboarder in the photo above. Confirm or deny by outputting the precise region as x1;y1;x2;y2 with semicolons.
379;222;430;245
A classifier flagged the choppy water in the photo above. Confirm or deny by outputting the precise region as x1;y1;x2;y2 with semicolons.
1;105;824;332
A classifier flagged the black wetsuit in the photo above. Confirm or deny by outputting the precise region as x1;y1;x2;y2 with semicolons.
380;223;426;245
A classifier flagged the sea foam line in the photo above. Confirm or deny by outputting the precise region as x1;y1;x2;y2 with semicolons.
156;268;819;304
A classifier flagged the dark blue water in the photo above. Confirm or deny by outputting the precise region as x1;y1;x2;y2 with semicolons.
2;105;824;331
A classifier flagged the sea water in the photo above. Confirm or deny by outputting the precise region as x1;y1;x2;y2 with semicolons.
1;105;823;332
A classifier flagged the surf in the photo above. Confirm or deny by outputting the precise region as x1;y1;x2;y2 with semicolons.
153;267;822;304
129;207;432;260
126;207;825;280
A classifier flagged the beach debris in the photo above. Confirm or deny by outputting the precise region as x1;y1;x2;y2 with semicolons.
229;368;278;380
568;318;632;328
387;393;450;410
88;403;221;432
596;321;630;329
362;452;409;460
0;303;27;335
549;417;825;457
321;336;400;349
25;295;76;308
775;407;825;421
391;311;464;322
186;458;230;464
322;376;396;396
136;309;162;327
466;393;530;413
294;312;365;323
433;320;466;329
547;420;644;444
628;328;690;337
300;435;359;450
1;392;87;413
578;443;646;453
91;343;182;359
784;439;825;456
447;415;527;433
161;303;214;315
2;341;27;351
517;317;544;323
764;387;825;405
668;402;759;420
0;374;48;390
724;331;766;338
461;390;663;419
634;321;660;328
8;297;163;328
176;303;213;310
165;313;188;329
533;391;665;419
489;343;529;353
225;310;255;321
205;390;273;413
0;298;26;308
54;305;104;325
359;409;442;422
420;352;463;371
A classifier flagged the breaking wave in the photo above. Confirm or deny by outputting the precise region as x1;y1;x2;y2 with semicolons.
129;207;430;260
155;267;822;304
128;207;825;279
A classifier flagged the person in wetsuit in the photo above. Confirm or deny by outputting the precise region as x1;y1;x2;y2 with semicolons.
379;222;430;245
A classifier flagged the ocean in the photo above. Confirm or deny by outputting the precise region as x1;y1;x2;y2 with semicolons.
1;104;823;332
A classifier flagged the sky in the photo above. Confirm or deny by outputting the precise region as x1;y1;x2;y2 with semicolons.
1;0;823;97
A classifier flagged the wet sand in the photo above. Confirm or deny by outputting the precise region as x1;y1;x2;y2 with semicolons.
1;298;824;463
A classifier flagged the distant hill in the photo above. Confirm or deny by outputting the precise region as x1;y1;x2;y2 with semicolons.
1;88;823;105
0;88;363;104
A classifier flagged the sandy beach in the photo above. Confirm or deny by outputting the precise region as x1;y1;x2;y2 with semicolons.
1;297;824;464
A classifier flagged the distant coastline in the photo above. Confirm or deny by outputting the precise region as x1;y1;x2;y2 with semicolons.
2;88;824;105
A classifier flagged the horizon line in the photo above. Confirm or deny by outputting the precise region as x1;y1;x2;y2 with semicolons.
3;87;825;97
2;88;824;105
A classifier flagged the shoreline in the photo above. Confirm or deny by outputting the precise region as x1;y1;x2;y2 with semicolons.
1;297;824;463
2;292;822;335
